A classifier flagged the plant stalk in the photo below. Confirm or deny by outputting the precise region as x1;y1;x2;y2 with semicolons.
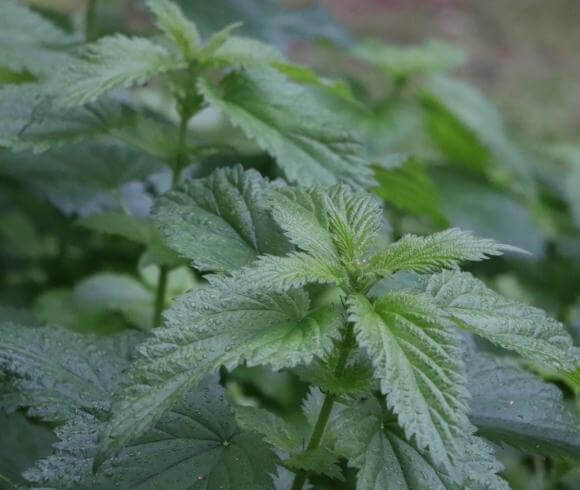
290;324;355;490
153;264;169;327
85;0;98;42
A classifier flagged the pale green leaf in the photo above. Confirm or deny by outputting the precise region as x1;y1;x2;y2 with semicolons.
198;22;242;58
0;0;76;76
207;36;285;67
0;85;128;151
238;252;346;291
198;68;374;187
73;273;154;330
353;39;465;78
468;353;580;458
97;285;343;464
420;271;579;372
50;35;182;107
26;376;278;490
0;323;136;423
366;228;518;277
334;398;508;490
147;0;201;58
347;292;471;478
153;165;290;272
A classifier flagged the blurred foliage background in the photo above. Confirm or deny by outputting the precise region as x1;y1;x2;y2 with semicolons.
1;0;579;489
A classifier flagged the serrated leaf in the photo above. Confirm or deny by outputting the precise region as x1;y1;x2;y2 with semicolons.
334;398;508;490
231;185;388;293
26;376;278;490
468;353;580;458
420;271;579;372
198;68;374;187
50;35;182;108
0;323;136;423
0;0;76;76
284;447;343;480
97;285;343;465
153;165;289;272
365;228;517;278
147;0;201;59
347;292;472;478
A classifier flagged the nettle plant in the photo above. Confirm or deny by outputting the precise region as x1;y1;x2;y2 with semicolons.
1;1;580;490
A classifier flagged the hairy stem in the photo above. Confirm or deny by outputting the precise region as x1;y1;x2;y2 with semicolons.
153;264;169;327
85;0;98;42
290;324;355;490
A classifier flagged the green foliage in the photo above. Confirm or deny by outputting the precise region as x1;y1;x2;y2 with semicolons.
153;165;289;272
1;1;579;489
468;353;580;458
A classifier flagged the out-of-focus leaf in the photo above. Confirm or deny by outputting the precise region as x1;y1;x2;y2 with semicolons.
432;170;544;257
353;39;466;78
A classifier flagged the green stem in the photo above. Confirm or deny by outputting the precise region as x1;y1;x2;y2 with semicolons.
85;0;98;42
153;264;169;327
290;324;354;490
172;111;190;186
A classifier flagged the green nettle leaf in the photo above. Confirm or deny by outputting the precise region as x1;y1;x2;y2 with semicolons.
420;271;579;372
334;398;508;490
153;165;290;272
50;35;182;108
0;0;76;76
197;68;375;188
239;185;387;291
365;228;519;278
347;292;472;478
147;0;201;59
0;323;136;423
26;377;278;490
96;285;343;465
468;353;580;458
